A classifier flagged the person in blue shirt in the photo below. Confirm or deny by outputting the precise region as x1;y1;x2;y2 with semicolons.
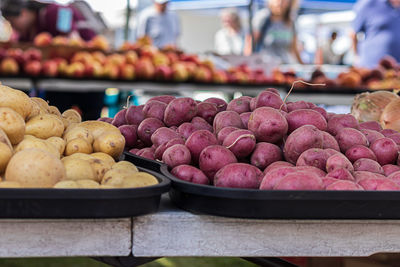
352;0;400;68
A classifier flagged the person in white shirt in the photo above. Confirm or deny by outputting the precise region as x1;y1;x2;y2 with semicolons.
214;8;245;55
136;0;180;48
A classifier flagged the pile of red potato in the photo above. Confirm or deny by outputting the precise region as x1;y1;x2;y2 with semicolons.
100;88;400;191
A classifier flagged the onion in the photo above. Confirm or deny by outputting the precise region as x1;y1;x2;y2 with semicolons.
380;98;400;131
351;91;398;122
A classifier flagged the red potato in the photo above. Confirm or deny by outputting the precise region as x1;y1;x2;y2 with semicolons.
162;144;191;168
118;125;137;148
322;131;340;151
214;163;263;189
213;111;244;134
326;154;354;173
311;107;328;121
383;164;400;176
240;112;251;129
191;117;213;132
128;148;139;154
388;133;400;145
217;126;239;144
126;105;145;126
248;107;288;143
250;97;256;111
359;121;382;131
370;137;398;165
326;180;363;190
111;108;127;127
223;129;256;158
358;177;400;191
255;90;286;111
148;95;176;104
97;117;113;123
163;97;198;127
360;129;384;144
354;171;386;183
259;167;296;190
286;101;309;112
286;109;327;133
380;129;398;137
196;103;218;124
263;161;294;174
185;130;218;163
151;127;181;147
226;96;252;114
265;88;280;96
353;158;384;174
250;142;282;170
177;123;198;139
143;100;167;121
323;177;340;188
171;165;209;185
295;166;326;178
324;148;341;158
136;147;155;160
154;137;185;160
388;171;400;185
335;128;369;153
345;145;377;163
327;112;336;121
296;148;329;171
273;171;323;190
326;168;354;181
198;145;238;181
137;118;165;146
327;114;359;136
283;125;324;164
203;97;227;113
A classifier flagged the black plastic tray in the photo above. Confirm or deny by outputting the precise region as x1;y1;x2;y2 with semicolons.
0;166;170;219
125;152;400;219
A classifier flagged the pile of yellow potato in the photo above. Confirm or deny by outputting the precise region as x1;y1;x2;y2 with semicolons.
0;84;158;189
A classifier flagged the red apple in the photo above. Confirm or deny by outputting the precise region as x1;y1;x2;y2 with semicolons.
140;45;157;58
71;52;93;64
135;58;155;80
230;71;249;84
120;64;135;80
53;58;68;76
34;32;52;47
85;61;103;78
172;62;189;82
106;53;126;66
52;36;68;46
0;57;19;75
166;52;179;64
68;37;85;48
152;52;170;67
23;48;42;62
6;48;24;65
213;70;229;84
103;64;119;79
91;51;106;65
0;48;6;61
155;65;173;80
125;51;138;65
24;60;42;76
194;66;213;82
88;35;109;51
65;62;85;78
42;60;58;77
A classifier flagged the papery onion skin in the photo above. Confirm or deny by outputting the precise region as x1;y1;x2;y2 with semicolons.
352;91;398;122
380;98;400;132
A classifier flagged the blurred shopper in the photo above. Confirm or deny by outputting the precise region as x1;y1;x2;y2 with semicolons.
214;8;245;55
1;0;102;120
352;0;400;68
252;0;303;64
137;0;180;48
316;31;343;65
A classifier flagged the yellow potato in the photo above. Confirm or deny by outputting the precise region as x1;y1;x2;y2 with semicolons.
53;180;79;189
27;100;41;120
0;181;21;188
62;153;94;161
93;132;125;159
87;158;110;182
0;142;13;173
0;128;12;150
76;179;100;189
64;122;78;135
30;97;50;113
0;107;25;145
91;152;115;168
62;109;82;124
100;184;116;189
25;114;64;139
61;117;70;129
46;137;66;155
63;127;94;144
5;148;66;188
0;85;33;120
79;120;120;139
48;106;61;117
111;161;138;172
65;138;93;156
122;172;158;188
62;157;96;181
15;138;60;158
23;135;36;140
101;168;132;185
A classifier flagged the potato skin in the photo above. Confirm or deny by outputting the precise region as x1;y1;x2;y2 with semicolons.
62;109;82;124
0;85;33;120
25;114;64;139
91;152;115;167
65;138;93;156
0;107;25;145
46;137;66;155
15;137;60;158
0;142;13;173
79;121;120;139
93;132;125;159
5;148;66;187
62;157;96;181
